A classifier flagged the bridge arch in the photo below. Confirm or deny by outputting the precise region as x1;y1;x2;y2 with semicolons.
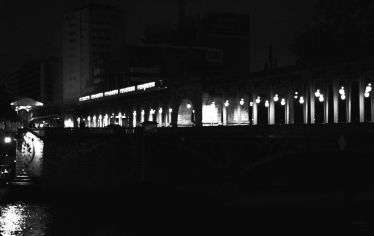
177;98;195;127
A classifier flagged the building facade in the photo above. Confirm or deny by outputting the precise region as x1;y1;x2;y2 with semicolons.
62;4;126;103
3;57;62;106
70;62;374;129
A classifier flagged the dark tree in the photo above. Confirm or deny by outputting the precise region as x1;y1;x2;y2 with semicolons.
0;83;17;122
293;0;374;66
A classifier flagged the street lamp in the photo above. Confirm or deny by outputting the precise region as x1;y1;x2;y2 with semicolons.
280;98;286;106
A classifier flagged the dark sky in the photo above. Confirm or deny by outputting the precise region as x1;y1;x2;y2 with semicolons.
0;0;316;77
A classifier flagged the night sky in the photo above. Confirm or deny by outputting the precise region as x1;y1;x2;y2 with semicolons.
0;0;316;78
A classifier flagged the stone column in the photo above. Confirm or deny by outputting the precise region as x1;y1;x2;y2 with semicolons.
310;83;315;124
269;90;275;125
252;93;258;125
359;77;365;123
346;81;352;123
222;96;227;126
324;84;329;124
286;88;293;124
333;80;339;123
303;88;309;124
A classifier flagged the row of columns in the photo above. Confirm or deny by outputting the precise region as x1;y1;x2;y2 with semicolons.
217;79;374;126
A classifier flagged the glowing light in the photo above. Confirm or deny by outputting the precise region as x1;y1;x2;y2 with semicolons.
104;89;118;96
299;96;304;104
169;108;173;113
264;100;269;107
319;94;324;102
365;92;370;98
90;92;103;99
255;96;261;104
4;137;11;144
240;98;244;106
339;87;345;95
150;109;155;115
224;100;229;107
79;96;90;102
211;101;215;106
315;89;321;98
137;82;156;91
341;94;346;100
294;92;298;99
141;110;145;115
366;85;372;93
203;103;218;124
119;86;135;94
186;103;192;109
281;98;286;106
159;108;163;113
249;102;254;107
273;94;279;102
0;205;25;234
64;118;74;128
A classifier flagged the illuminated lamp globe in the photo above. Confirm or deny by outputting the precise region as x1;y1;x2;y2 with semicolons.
169;108;173;113
224;100;229;107
315;89;321;97
240;99;244;106
255;97;261;104
365;92;370;98
281;98;286;106
264;100;269;107
4;137;11;144
319;95;324;102
299;97;304;104
249;102;254;107
186;103;192;109
273;94;279;102
339;87;345;95
366;86;372;93
159;108;163;113
341;94;346;100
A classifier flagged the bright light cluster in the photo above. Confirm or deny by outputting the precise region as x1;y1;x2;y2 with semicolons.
264;100;269;108
365;83;372;98
281;98;286;106
315;89;324;102
273;94;279;102
299;96;305;104
294;92;298;99
339;86;346;100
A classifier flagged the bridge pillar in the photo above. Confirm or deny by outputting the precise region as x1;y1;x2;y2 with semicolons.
371;86;374;122
346;81;352;123
359;76;365;123
252;93;258;125
310;83;315;124
303;88;309;124
324;84;329;123
269;90;275;125
333;80;339;123
222;95;227;126
286;88;294;124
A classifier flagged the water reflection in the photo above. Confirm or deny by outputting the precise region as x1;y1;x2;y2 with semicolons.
0;202;49;236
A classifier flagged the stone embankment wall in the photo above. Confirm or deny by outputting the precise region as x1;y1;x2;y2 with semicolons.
39;124;374;192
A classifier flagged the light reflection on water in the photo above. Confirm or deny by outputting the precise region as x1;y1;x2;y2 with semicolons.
0;202;49;236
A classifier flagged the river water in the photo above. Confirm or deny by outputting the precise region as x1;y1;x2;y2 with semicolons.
0;186;369;234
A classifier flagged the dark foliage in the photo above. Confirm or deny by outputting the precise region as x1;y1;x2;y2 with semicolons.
0;83;17;121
